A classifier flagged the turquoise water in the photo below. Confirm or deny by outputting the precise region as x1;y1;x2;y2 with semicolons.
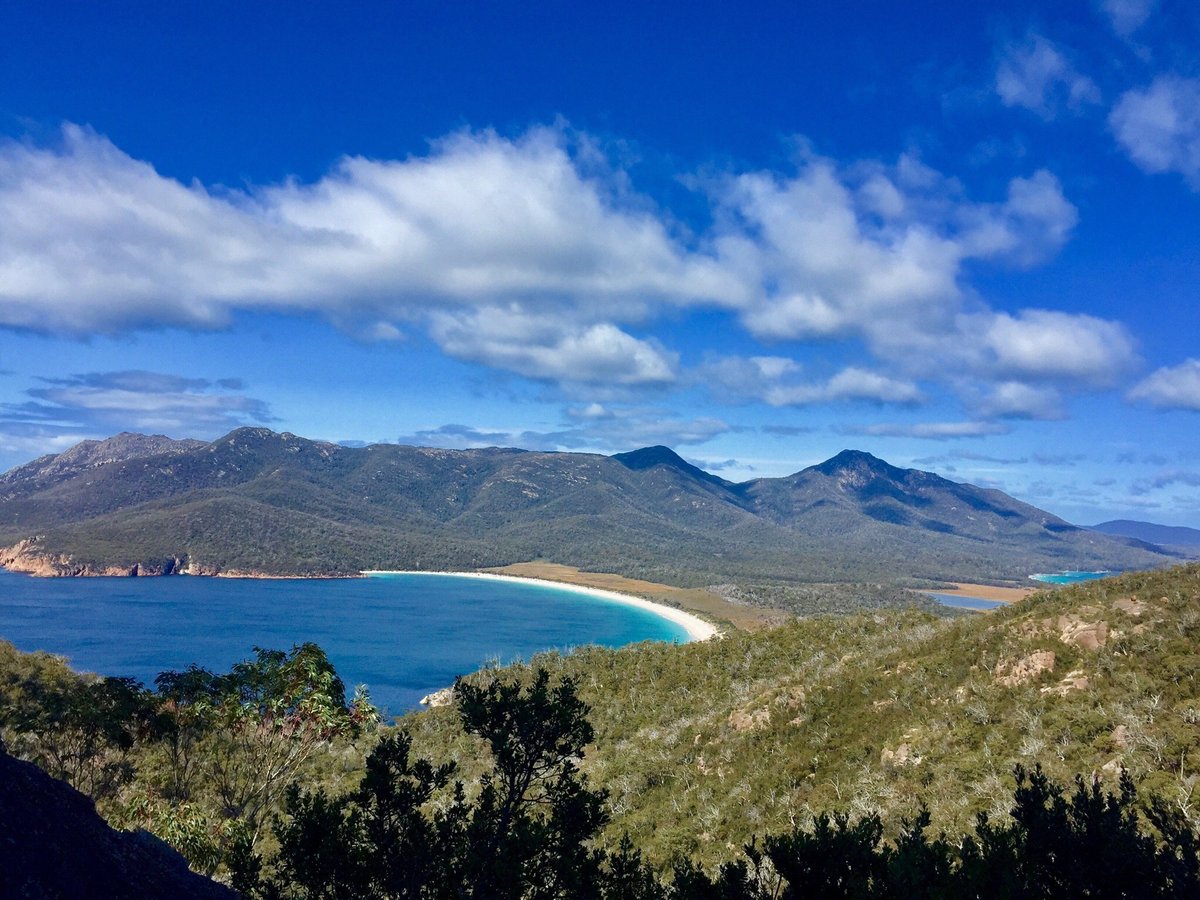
1029;570;1110;585
0;570;688;714
925;592;1005;611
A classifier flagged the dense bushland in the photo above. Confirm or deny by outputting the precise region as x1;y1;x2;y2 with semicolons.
3;563;1200;894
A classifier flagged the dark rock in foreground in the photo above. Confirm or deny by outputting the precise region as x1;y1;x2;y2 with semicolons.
0;742;235;899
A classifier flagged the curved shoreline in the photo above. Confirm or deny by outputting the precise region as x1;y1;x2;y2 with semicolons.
362;570;720;642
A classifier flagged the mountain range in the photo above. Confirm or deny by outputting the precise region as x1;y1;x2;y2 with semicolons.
0;428;1180;586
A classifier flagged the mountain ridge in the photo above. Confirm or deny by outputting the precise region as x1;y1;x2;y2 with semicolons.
0;428;1178;587
1090;519;1200;550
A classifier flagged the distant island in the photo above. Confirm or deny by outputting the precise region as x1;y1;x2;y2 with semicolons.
1089;519;1200;549
0;429;1181;599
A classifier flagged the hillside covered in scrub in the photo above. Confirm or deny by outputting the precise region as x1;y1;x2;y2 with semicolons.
3;564;1200;893
406;563;1200;866
2;564;1200;892
0;428;1179;588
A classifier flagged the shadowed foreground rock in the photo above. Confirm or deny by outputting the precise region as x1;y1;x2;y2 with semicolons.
0;742;235;899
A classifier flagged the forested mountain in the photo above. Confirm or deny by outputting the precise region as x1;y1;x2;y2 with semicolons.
0;428;1178;585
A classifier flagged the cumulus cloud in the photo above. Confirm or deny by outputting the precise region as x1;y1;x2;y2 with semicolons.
429;307;677;386
0;123;1136;410
973;381;1066;420
1099;0;1157;37
0;125;743;328
995;35;1101;119
1110;77;1200;187
700;356;921;407
0;124;734;386
762;368;923;407
969;309;1138;385
1128;359;1200;410
712;154;1097;378
0;369;273;437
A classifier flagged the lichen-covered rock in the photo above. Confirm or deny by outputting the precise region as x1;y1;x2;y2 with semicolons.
996;650;1056;686
1057;616;1109;650
420;686;455;707
728;707;770;732
880;743;922;767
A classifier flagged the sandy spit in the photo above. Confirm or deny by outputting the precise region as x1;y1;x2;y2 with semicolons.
361;570;719;642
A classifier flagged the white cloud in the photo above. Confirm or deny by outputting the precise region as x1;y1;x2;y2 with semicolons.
1110;77;1200;187
0;370;273;436
1099;0;1157;37
0;124;735;383
852;421;1011;440
0;123;1135;408
718;157;1081;357
995;35;1101;119
974;381;1066;420
763;367;923;407
429;307;677;386
959;171;1079;266
399;408;730;453
1128;359;1200;410
700;356;921;408
971;309;1138;385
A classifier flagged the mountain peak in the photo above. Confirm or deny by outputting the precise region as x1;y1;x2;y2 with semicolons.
612;445;691;471
611;446;730;487
1;432;205;483
810;449;902;479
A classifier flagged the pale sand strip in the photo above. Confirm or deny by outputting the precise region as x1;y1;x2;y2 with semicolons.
361;570;719;642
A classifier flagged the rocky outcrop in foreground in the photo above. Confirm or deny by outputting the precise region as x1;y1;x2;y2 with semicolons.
0;742;235;899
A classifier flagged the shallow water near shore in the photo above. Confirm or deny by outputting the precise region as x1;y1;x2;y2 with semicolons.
925;592;1006;611
0;570;688;714
1030;570;1110;585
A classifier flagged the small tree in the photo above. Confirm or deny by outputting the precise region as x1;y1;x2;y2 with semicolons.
5;674;156;799
198;643;373;839
451;667;609;898
245;667;609;899
153;664;222;802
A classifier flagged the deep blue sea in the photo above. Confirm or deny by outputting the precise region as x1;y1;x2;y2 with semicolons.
0;571;688;715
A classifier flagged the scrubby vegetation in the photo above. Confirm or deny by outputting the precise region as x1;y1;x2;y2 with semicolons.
0;640;374;879
240;675;1200;898
706;579;962;618
3;563;1200;895
394;564;1200;868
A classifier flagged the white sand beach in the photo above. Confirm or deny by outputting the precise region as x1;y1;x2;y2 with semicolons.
361;570;719;642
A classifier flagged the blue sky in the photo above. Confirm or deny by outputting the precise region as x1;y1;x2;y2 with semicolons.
1;0;1198;526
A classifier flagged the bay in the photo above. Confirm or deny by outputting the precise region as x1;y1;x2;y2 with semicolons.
0;570;688;715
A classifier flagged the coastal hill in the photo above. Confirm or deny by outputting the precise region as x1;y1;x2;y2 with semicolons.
409;562;1200;867
5;562;1197;885
1090;519;1200;552
0;428;1178;586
